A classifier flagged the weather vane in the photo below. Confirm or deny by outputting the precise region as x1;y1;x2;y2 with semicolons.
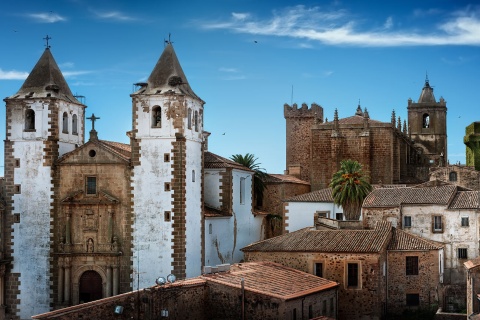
43;35;51;49
164;33;174;46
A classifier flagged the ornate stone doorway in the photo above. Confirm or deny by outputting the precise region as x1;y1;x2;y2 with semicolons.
79;270;103;303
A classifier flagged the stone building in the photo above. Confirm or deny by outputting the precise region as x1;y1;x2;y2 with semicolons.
284;79;447;190
465;122;480;170
2;43;263;319
32;262;339;320
242;221;444;319
430;164;480;190
464;257;480;317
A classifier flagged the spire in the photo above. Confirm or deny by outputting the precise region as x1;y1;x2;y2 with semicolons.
397;116;402;130
11;48;79;103
355;99;363;116
391;110;396;126
418;75;436;103
144;43;201;101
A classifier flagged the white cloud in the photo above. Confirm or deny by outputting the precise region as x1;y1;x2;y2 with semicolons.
92;10;136;21
62;70;93;78
200;5;480;47
27;12;66;23
219;67;238;73
232;12;249;21
59;62;75;68
0;69;28;80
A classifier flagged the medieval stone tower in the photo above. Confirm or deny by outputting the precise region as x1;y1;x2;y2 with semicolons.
3;47;86;318
407;78;447;167
130;43;204;289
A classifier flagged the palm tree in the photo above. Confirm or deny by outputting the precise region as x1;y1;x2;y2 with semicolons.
230;153;267;207
329;159;372;220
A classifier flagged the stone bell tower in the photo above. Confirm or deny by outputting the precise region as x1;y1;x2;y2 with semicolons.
3;40;86;319
130;42;204;289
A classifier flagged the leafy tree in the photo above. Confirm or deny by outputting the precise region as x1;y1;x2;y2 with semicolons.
230;153;267;207
329;159;372;220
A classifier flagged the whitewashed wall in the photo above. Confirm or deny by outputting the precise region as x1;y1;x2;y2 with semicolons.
285;201;342;232
204;169;222;209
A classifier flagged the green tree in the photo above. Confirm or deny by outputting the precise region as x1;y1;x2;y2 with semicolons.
230;153;267;207
329;159;372;220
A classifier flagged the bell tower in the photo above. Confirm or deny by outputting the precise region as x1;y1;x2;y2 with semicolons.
3;41;86;318
407;77;447;166
130;43;204;289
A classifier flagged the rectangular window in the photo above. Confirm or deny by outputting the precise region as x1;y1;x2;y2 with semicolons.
164;153;170;162
330;297;334;315
14;184;21;194
322;300;327;314
336;212;343;220
347;263;359;287
406;294;420;306
433;216;443;232
164;211;171;222
240;177;245;205
404;216;412;228
164;182;171;192
406;256;419;275
461;217;469;227
458;248;468;259
314;262;323;277
13;213;20;223
86;177;96;195
308;305;313;319
292;308;296;320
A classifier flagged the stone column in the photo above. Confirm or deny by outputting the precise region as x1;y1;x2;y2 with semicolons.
113;265;119;296
58;260;64;303
64;258;71;304
65;212;71;244
106;267;112;297
0;265;5;305
108;210;114;242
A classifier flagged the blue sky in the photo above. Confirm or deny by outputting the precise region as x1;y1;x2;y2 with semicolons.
1;0;479;174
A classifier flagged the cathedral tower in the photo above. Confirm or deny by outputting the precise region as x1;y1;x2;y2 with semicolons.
3;46;86;319
130;43;204;289
407;78;447;167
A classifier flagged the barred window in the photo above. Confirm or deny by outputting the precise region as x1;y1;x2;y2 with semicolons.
86;177;97;195
406;256;418;275
458;248;468;259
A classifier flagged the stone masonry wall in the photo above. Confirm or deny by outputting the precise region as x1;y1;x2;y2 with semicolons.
262;183;310;216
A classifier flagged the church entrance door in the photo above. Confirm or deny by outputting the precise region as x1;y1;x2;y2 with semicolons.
79;270;103;303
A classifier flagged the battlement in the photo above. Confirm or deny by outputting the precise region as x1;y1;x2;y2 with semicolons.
284;103;323;121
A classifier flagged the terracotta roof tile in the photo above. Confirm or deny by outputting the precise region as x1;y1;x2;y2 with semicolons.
242;221;392;253
387;228;443;250
201;261;338;300
204;205;231;217
204;152;252;171
337;115;384;125
464;257;480;270
285;188;333;202
448;191;480;209
363;185;457;207
264;174;309;185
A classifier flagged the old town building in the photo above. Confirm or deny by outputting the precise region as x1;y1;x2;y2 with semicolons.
2;43;263;319
284;78;447;190
242;221;443;319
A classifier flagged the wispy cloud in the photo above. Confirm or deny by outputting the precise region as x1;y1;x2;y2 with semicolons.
0;69;29;80
219;67;245;80
219;67;239;73
62;70;93;78
91;9;136;21
200;5;480;47
27;12;66;23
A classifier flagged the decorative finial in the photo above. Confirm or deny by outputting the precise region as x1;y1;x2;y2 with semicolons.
43;35;51;49
164;33;174;46
425;71;429;85
334;108;339;121
391;110;396;126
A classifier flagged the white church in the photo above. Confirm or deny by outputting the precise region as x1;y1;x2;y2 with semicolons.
1;41;265;319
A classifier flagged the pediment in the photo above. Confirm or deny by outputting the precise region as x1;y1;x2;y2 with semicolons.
57;140;130;165
61;190;120;204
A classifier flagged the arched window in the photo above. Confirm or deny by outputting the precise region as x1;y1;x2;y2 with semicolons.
194;111;198;132
449;171;457;182
188;108;192;129
62;112;69;133
72;114;78;134
152;106;161;128
25;109;35;130
423;114;430;128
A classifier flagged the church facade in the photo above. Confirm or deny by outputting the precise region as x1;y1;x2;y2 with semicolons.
2;43;259;319
285;79;448;190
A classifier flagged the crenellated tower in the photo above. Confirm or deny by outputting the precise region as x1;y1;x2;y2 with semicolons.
130;43;204;288
284;103;323;182
3;46;86;319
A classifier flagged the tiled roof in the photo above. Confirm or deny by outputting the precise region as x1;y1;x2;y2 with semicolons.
285;188;333;202
464;257;480;270
201;261;338;300
204;205;231;217
448;191;480;209
264;174;309;185
204;152;252;171
388;228;443;251
242;221;392;253
363;185;457;207
100;140;131;161
337;115;384;125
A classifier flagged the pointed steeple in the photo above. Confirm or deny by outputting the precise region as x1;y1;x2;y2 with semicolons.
12;48;79;103
418;76;436;103
144;43;201;101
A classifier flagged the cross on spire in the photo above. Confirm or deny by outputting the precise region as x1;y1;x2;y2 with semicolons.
43;35;51;49
87;113;100;131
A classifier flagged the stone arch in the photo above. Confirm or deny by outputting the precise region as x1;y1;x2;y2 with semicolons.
62;111;69;133
72;265;107;305
72;114;78;134
25;109;35;130
152;105;161;128
449;171;457;182
422;113;430;128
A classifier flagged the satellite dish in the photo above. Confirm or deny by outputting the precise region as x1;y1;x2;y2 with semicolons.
167;274;176;283
155;277;166;285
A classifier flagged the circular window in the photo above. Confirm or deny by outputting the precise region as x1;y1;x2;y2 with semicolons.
89;150;96;157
